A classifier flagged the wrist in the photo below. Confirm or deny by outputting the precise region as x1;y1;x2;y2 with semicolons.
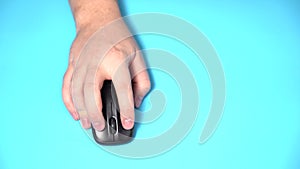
69;0;121;33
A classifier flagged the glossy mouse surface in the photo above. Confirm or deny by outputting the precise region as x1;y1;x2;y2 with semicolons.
92;80;134;145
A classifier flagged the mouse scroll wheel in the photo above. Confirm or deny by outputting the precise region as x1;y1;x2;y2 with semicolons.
109;117;117;134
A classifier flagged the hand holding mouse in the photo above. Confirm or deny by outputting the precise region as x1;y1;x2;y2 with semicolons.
62;0;151;131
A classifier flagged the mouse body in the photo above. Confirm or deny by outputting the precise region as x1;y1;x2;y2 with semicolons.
92;80;134;145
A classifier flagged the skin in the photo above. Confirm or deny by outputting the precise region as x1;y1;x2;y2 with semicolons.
62;0;151;131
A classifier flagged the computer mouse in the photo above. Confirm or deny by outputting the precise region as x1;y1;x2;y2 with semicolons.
92;80;134;145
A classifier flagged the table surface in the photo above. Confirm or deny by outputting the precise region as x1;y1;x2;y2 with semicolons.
0;0;299;169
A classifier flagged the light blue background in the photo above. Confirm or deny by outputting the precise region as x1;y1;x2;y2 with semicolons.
0;0;299;169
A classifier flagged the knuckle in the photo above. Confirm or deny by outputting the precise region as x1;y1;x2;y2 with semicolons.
63;99;73;111
72;67;85;80
88;112;102;122
72;81;83;94
86;66;98;75
62;89;71;104
107;47;127;61
78;110;88;117
69;46;78;65
139;80;151;93
121;107;134;116
62;81;69;91
83;80;96;91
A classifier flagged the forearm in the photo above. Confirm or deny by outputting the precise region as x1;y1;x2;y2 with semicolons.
69;0;122;32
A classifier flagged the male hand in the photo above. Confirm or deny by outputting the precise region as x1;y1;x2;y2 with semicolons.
62;0;151;131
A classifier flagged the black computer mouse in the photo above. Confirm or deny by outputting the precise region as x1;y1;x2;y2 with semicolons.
92;80;134;145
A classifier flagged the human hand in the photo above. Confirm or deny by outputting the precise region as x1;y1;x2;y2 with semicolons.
62;0;151;131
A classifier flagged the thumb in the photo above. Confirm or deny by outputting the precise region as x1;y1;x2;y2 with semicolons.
130;50;151;108
132;71;151;108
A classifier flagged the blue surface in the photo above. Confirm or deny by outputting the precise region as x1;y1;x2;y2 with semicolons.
0;0;299;169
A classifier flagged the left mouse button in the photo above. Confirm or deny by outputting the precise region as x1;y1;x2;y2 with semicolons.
92;125;113;144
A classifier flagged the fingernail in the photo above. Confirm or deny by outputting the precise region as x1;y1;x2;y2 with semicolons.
72;112;79;121
123;118;134;129
80;118;91;129
93;122;105;131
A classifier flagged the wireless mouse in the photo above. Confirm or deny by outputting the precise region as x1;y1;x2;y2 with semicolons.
92;80;134;145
